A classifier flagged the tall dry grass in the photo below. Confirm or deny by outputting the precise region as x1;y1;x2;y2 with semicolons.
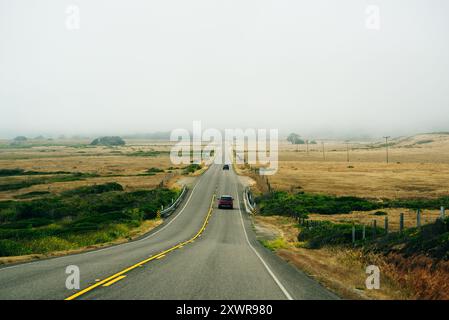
375;253;449;300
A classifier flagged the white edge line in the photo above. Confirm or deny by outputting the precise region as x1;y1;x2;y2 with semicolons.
0;167;211;272
234;177;294;300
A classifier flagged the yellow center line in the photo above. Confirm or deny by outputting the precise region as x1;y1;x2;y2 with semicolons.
102;275;126;287
65;194;216;300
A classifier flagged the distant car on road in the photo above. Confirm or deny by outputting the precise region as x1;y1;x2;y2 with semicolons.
223;164;230;170
218;195;234;209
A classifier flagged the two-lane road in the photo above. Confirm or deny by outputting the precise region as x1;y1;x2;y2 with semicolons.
0;164;338;300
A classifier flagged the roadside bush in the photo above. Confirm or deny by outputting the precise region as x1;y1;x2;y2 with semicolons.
0;239;31;256
298;221;383;249
258;191;381;217
0;184;179;256
368;217;449;260
183;164;202;174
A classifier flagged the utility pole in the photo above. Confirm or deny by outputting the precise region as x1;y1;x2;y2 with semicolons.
383;136;390;164
322;141;325;160
306;140;309;156
346;141;350;163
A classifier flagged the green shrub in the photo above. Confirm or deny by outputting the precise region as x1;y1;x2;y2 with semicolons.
0;185;179;256
14;191;51;199
61;182;124;196
258;191;381;217
260;237;289;251
0;169;72;177
147;167;164;173
25;237;73;253
0;239;31;256
0;169;25;176
298;221;383;249
0;208;18;222
368;217;449;260
0;181;35;192
386;197;449;210
257;191;449;218
183;164;202;174
0;218;53;229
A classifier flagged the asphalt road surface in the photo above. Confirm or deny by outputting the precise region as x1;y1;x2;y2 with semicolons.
0;164;338;300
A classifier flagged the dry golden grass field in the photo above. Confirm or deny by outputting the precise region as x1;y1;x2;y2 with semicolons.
240;133;449;200
0;139;181;200
243;134;449;299
253;215;407;299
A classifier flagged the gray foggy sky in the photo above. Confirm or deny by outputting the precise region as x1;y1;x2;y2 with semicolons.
1;0;449;139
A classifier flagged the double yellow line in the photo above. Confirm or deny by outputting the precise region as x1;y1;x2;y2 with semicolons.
65;194;216;300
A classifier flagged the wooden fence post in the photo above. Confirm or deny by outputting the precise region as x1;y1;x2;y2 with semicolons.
352;224;356;245
441;206;446;220
384;216;389;234
399;213;404;233
417;209;421;228
362;225;366;240
372;220;377;238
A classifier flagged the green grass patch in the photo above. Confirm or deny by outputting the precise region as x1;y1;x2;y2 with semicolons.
257;191;449;218
0;183;179;256
13;191;51;199
260;237;289;251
